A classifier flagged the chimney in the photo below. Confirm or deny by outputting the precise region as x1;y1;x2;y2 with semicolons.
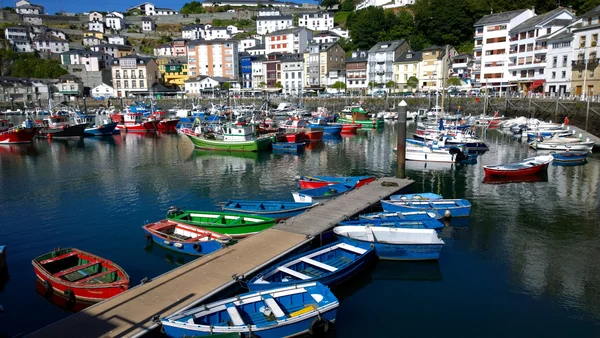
531;6;535;14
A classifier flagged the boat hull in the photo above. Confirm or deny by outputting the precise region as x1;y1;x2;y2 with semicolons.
84;122;118;136
284;132;306;143
156;119;179;132
118;121;156;132
222;200;316;220
341;124;360;133
143;228;224;256
0;127;40;144
405;150;457;163
381;200;471;217
297;175;374;189
305;130;323;141
338;118;384;129
483;162;549;177
336;233;443;261
37;124;87;138
186;134;272;152
308;124;343;134
272;142;304;154
166;210;276;238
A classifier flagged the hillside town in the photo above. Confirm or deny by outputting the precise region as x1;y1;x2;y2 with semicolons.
0;0;599;104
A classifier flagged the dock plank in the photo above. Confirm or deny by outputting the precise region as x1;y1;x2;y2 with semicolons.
27;177;412;338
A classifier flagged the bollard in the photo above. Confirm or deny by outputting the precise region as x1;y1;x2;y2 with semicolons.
396;100;407;179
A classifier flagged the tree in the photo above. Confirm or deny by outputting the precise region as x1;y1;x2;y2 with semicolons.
340;0;354;11
221;82;231;90
407;76;419;90
368;80;378;92
331;81;347;91
385;80;396;93
274;82;283;88
447;77;462;87
259;81;267;89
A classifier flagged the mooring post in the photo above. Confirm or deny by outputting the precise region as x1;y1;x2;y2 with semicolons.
83;96;87;113
396;100;407;179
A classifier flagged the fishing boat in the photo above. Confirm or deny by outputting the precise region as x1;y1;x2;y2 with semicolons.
381;199;471;218
339;219;444;230
550;151;588;163
359;210;442;221
483;155;553;177
221;200;317;220
297;175;374;189
181;122;272;152
83;118;119;136
110;111;156;132
305;129;323;141
341;124;360;133
307;119;343;134
150;110;180;132
272;142;305;154
0;118;40;144
165;207;276;238
334;226;445;260
37;112;87;138
292;183;355;202
338;107;384;129
389;193;443;201
31;248;129;305
405;145;467;163
160;282;338;338
529;140;594;152
143;219;231;255
247;241;374;291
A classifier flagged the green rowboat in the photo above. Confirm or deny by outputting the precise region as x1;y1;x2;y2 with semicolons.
185;133;271;152
166;208;276;238
338;117;385;129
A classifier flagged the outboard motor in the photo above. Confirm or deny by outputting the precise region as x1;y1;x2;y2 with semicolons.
167;206;183;217
449;147;467;162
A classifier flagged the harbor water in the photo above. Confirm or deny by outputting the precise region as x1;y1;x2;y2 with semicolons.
1;122;600;337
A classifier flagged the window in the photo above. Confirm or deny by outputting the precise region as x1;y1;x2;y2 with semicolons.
139;70;144;78
116;80;121;88
552;71;556;79
115;70;120;79
132;81;136;88
124;81;128;88
512;71;517;76
562;71;566;78
553;56;557;67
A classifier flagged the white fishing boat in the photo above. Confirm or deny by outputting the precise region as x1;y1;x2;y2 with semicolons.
529;140;594;152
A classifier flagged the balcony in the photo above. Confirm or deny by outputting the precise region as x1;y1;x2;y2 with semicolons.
533;59;545;64
509;50;517;54
474;31;483;38
510;36;518;42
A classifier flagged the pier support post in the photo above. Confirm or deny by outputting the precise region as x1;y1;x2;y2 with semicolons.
83;96;87;113
585;95;591;131
396;100;407;179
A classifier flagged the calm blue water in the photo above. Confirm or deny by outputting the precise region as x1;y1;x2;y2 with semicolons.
1;123;600;337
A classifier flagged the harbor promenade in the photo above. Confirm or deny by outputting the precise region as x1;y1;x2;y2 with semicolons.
27;177;412;338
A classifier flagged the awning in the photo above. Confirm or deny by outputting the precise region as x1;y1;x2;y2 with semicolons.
532;80;546;88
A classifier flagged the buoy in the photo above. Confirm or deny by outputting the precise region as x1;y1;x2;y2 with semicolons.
444;210;451;218
46;133;52;139
309;317;330;335
63;289;75;302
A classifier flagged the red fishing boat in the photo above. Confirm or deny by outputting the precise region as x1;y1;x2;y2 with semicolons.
0;118;40;144
341;124;360;133
297;175;375;189
483;155;553;177
305;129;323;141
150;110;180;132
32;248;130;305
285;131;306;143
111;111;156;132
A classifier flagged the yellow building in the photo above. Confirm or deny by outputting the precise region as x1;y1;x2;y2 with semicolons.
83;30;103;40
157;57;188;89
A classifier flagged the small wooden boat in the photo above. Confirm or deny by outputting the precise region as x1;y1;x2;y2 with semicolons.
359;211;442;221
334;226;445;260
292;183;355;202
166;207;276;238
32;248;129;304
297;175;374;189
339;219;444;230
389;193;443;201
272;142;305;154
143;219;231;255
483;155;553;177
381;199;471;218
550;151;588;163
160;282;339;338
247;241;374;291
222;200;318;220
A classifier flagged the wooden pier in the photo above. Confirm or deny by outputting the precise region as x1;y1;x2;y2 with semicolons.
27;177;412;338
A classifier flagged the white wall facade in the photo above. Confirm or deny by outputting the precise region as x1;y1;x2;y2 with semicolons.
256;17;293;35
281;60;303;95
298;12;333;32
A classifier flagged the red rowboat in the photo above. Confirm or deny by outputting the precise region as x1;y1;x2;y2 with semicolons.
0;119;40;144
483;155;553;177
341;124;360;133
32;248;129;305
305;129;323;141
285;131;306;143
298;175;375;189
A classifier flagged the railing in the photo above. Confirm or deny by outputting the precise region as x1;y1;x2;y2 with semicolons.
509;50;517;54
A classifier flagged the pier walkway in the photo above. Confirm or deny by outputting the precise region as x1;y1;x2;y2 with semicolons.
568;125;600;147
27;177;412;338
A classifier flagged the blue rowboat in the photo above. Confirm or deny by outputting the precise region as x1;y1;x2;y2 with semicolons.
297;175;374;189
272;142;305;153
381;199;471;218
142;220;230;256
84;121;119;136
359;210;442;221
307;123;343;134
247;241;374;291
339;219;444;230
334;225;445;260
389;193;443;201
160;282;338;338
550;151;588;163
221;200;318;220
292;183;355;202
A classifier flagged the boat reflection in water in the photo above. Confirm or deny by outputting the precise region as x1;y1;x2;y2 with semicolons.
406;161;456;172
371;261;442;282
0;144;39;156
552;160;588;167
305;140;325;151
189;149;272;162
35;279;90;312
144;242;192;267
322;133;342;144
482;174;548;185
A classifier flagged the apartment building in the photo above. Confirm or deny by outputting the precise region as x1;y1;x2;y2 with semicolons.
280;53;304;95
346;50;368;92
111;56;160;97
298;12;334;32
303;42;345;89
4;26;33;52
56;74;83;100
33;34;69;55
240;52;253;89
420;45;458;91
450;54;473;83
571;6;600;97
393;51;422;92
158;58;188;88
264;53;282;87
251;56;267;88
544;26;576;96
367;40;411;90
15;0;43;15
256;15;293;35
473;9;535;90
265;27;312;54
187;40;239;79
106;12;125;31
0;76;53;103
61;50;112;71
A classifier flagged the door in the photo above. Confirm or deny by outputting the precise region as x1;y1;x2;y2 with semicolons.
576;86;582;95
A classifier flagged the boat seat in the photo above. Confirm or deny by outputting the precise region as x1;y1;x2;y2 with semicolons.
226;304;245;326
262;295;286;319
54;261;99;278
38;251;78;265
300;257;338;272
75;269;116;284
337;243;367;255
277;266;311;280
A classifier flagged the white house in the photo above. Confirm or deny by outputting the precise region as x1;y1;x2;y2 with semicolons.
356;0;414;10
204;26;232;40
82;36;103;46
258;9;281;16
473;9;535;90
91;83;116;98
141;17;155;32
60;50;112;71
312;31;342;44
280;53;304;95
239;37;261;52
107;35;127;45
251;56;267;88
33;34;69;54
48;29;67;40
106;12;125;31
88;11;103;22
154;43;173;56
15;0;44;15
256;15;293;35
4;26;33;52
127;2;178;15
184;76;238;95
367;40;411;86
266;27;312;55
247;44;266;56
88;20;105;33
182;24;205;40
544;25;577;96
298;12;333;32
330;27;349;39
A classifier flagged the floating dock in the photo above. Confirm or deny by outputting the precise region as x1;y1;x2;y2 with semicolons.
27;177;412;338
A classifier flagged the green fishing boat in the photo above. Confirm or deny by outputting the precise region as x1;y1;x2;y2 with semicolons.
165;207;276;238
338;107;384;129
182;122;271;152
